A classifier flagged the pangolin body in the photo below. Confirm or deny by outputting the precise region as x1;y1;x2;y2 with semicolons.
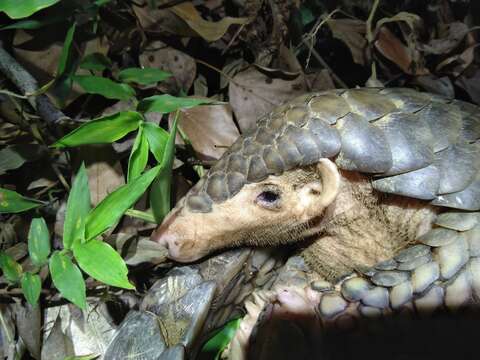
149;88;480;359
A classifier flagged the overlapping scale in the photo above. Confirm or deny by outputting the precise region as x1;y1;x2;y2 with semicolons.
183;87;480;213
335;113;392;173
374;112;434;175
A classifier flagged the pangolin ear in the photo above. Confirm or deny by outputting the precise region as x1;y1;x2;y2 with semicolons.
296;159;340;218
316;158;341;207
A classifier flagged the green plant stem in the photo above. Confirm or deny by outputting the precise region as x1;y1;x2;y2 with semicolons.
125;209;157;223
177;125;205;177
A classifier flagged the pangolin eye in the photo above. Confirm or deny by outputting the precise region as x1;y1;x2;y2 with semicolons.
255;190;281;210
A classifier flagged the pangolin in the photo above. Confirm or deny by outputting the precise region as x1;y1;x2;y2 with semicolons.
151;87;480;359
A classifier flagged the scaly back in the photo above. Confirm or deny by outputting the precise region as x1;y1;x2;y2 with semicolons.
184;88;480;213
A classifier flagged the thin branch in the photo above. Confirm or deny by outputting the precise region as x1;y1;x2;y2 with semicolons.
366;0;381;43
0;41;70;125
300;38;348;88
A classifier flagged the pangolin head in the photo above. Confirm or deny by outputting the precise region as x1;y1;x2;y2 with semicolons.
151;96;344;262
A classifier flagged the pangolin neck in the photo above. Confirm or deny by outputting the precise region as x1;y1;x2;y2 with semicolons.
301;170;438;282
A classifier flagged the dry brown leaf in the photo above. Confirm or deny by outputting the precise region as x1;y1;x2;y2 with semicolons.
326;19;367;65
456;66;480;104
419;22;470;55
436;44;479;76
14;303;41;359
75;146;125;207
139;40;197;94
171;2;249;42
375;12;421;33
132;1;194;36
229;67;307;132
13;30;109;105
172;103;239;161
220;58;248;89
13;29;62;83
375;26;429;75
305;69;335;92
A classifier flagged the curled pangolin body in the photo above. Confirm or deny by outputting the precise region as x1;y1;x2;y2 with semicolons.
185;87;480;213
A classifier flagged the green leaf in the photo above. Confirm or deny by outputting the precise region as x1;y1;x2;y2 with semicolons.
21;272;42;307
0;188;42;213
118;68;171;85
0;252;22;283
299;6;315;26
149;117;177;223
137;94;214;114
0;144;46;175
200;318;242;360
73;75;135;101
28;218;51;266
63;163;91;249
127;126;149;183
0;0;61;19
79;53;112;71
84;165;162;240
52;111;142;148
73;239;134;289
49;251;86;309
57;22;76;77
143;122;169;163
1;17;63;30
94;0;113;6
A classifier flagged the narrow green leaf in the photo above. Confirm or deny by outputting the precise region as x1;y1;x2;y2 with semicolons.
200;318;242;360
149;117;177;223
143;122;169;163
57;22;76;77
0;188;42;213
74;75;135;101
0;0;61;19
73;239;134;290
137;94;214;114
28;218;51;266
49;251;86;309
0;252;22;283
63;163;91;249
84;165;162;240
118;68;171;85
52;111;142;148
127;126;149;183
21;272;42;307
79;53;112;71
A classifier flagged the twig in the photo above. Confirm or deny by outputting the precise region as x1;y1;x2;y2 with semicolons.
194;58;238;85
366;0;380;83
301;9;340;69
300;38;348;88
0;89;27;99
0;41;70;125
366;0;381;43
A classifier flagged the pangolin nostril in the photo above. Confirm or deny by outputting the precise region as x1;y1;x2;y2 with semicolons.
162;239;169;250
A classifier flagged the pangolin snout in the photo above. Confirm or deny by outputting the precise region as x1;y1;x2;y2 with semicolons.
151;208;204;262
